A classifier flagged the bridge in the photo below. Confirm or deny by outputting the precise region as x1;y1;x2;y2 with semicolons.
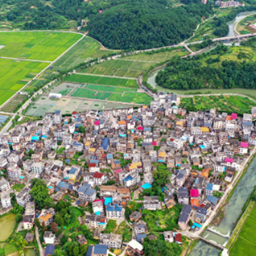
198;236;225;250
206;228;230;238
212;33;256;42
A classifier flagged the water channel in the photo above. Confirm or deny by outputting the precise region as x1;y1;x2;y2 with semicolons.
147;11;256;93
146;11;256;256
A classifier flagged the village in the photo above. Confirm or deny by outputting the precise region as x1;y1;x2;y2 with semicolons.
0;91;255;256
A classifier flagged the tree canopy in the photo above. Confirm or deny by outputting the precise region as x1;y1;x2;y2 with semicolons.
30;179;53;209
143;237;182;256
87;0;213;49
156;44;256;90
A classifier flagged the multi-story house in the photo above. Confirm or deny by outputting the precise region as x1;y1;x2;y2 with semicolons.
0;177;10;192
1;191;11;209
31;162;45;175
38;208;55;226
106;203;124;218
53;110;62;124
17;188;31;207
178;204;192;230
99;233;122;249
143;196;161;210
7;165;22;181
78;185;96;202
23;202;35;230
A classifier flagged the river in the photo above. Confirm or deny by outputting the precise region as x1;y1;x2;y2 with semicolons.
147;11;256;92
146;11;256;256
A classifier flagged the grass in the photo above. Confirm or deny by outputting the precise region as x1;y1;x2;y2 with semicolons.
114;221;132;242
180;95;256;116
53;36;117;72
56;147;65;154
141;205;182;232
104;220;117;234
11;183;25;192
82;48;188;78
65;74;138;88
4;244;18;255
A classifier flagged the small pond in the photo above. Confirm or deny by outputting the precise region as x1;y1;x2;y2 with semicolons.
0;213;16;241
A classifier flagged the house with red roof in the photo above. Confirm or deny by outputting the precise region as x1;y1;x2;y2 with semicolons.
175;233;182;245
93;172;105;185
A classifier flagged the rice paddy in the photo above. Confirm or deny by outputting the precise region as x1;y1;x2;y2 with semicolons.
0;31;82;108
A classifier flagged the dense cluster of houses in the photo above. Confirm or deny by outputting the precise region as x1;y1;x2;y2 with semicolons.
0;92;255;255
215;0;245;8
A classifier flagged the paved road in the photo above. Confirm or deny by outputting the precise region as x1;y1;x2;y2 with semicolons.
35;226;43;256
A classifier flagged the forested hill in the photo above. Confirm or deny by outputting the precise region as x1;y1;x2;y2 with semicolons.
1;0;212;49
87;0;213;49
156;41;256;90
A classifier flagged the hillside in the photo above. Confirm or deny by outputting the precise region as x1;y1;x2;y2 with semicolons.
87;0;213;49
0;0;212;50
156;39;256;90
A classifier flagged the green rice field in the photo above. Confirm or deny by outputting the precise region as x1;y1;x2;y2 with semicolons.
65;74;138;88
230;204;256;256
0;59;48;105
0;32;82;61
85;84;138;93
0;31;82;108
71;88;151;104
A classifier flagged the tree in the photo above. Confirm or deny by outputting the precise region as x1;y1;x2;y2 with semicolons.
64;214;71;225
35;218;41;228
42;222;47;232
73;246;80;255
51;222;58;233
15;213;23;223
55;214;64;226
30;179;53;209
78;125;85;133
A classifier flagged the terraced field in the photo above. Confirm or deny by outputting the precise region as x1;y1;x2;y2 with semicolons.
80;47;188;78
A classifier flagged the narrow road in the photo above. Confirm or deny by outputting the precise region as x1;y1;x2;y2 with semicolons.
0;56;51;63
75;72;137;80
35;226;43;256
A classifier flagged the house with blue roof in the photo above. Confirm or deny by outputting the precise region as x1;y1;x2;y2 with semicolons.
136;233;147;243
206;195;218;206
206;183;213;196
86;245;93;256
106;203;124;218
45;244;55;256
94;244;107;256
78;184;96;202
196;207;207;222
73;141;83;151
100;137;110;151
